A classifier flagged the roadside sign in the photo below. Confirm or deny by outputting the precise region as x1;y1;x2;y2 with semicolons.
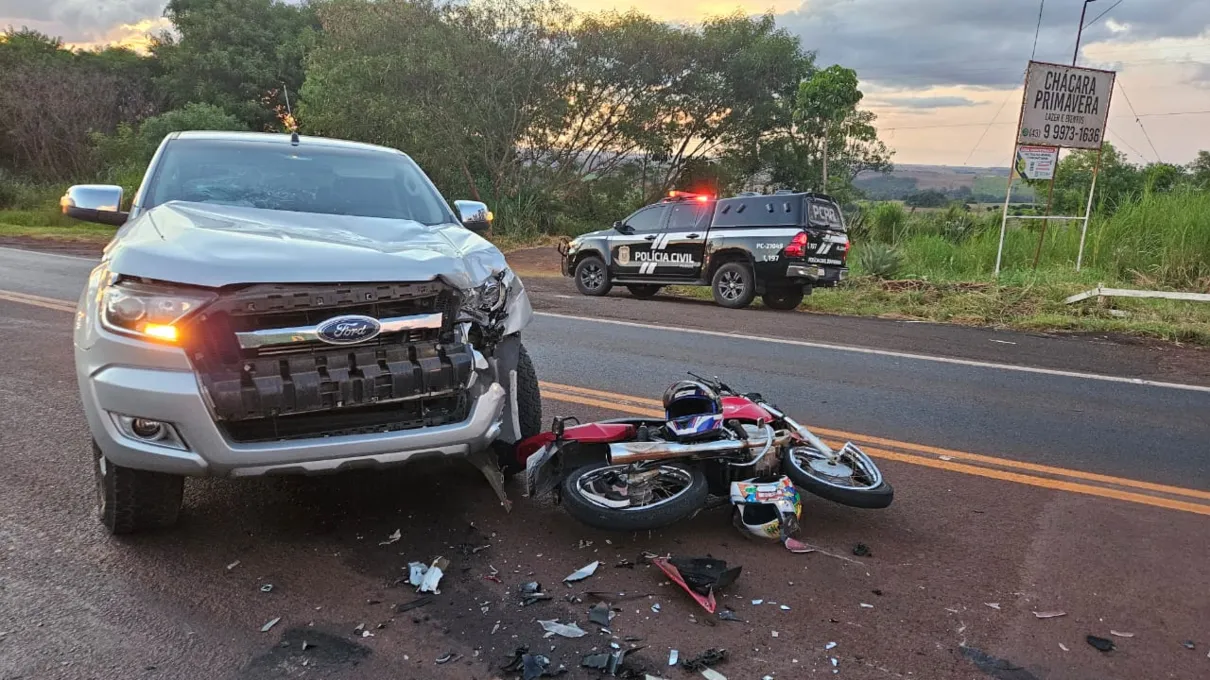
1017;61;1115;150
1015;146;1058;180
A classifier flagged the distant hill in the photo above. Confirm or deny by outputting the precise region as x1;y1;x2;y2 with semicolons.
856;164;1035;203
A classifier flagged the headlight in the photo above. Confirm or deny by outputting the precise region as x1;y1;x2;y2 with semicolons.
100;281;215;343
461;270;512;316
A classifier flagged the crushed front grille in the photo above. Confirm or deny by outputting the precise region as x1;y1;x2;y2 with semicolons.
182;282;473;428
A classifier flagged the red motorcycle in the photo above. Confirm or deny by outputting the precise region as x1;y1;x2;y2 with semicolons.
517;374;893;532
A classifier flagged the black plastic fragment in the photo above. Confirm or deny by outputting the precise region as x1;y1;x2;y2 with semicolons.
1086;635;1115;652
853;543;872;557
680;648;728;671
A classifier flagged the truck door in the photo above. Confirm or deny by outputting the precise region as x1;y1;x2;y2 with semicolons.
609;204;668;278
655;200;711;278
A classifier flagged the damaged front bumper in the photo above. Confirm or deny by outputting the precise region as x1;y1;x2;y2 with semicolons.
77;322;514;478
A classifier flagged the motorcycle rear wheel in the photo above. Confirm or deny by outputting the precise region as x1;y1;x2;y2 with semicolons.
782;445;894;509
560;462;708;532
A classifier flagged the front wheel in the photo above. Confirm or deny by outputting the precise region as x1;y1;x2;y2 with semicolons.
496;343;543;474
574;256;612;296
762;286;804;310
782;444;894;509
560;462;708;531
94;442;185;534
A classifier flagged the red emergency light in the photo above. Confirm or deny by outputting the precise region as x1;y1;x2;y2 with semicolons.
667;190;714;202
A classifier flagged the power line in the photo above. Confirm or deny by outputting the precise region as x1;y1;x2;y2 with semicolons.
1114;81;1162;162
1030;0;1046;60
964;90;1017;165
1083;0;1125;30
1107;129;1150;164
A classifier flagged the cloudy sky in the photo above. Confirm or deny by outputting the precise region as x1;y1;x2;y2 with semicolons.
3;0;1209;166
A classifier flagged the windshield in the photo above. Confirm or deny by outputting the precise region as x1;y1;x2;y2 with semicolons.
144;139;454;225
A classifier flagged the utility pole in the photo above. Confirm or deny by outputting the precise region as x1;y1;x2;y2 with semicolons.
1072;0;1096;65
821;125;829;192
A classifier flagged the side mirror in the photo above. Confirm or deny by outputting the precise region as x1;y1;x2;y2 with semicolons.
454;200;492;233
61;185;127;226
613;221;634;235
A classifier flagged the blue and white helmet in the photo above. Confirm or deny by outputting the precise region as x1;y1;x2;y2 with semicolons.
663;380;723;440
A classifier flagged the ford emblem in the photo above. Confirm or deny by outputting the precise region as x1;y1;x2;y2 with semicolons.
315;315;381;345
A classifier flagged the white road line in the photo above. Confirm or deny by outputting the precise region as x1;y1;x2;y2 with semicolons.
0;246;97;263
533;311;1210;394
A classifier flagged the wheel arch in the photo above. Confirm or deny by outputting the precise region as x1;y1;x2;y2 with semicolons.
705;247;755;280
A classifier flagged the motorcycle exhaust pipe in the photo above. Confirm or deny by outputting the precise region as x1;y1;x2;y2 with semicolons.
608;430;786;465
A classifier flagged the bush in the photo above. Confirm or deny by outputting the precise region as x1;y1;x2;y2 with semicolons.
857;242;903;279
866;201;907;243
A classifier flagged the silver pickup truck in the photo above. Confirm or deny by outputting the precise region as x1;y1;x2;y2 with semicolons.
63;131;540;534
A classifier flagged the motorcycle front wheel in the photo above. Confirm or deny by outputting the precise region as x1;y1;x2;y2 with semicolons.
560;462;708;532
783;445;894;509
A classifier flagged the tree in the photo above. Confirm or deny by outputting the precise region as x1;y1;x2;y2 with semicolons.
1052;142;1141;215
758;65;891;200
1189;150;1210;190
904;189;948;208
151;0;318;131
0;29;158;179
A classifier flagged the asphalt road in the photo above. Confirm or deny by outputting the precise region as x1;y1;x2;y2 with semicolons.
1;246;1208;680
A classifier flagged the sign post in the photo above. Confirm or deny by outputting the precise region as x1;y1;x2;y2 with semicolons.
995;61;1115;276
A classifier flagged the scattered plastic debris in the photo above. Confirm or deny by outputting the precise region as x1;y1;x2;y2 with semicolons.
379;529;402;546
651;603;661;613
830;657;839;667
1086;635;1115;652
984;603;1001;610
779;605;790;611
652;556;741;615
669;650;679;666
1182;640;1196;650
680;648;728;672
225;560;240;571
394;596;433;613
852;543;872;557
615;559;635;569
436;652;457;664
751;599;764;605
579;539;594;549
408;557;449;594
1110;630;1135;638
589;602;615;627
700;670;727;680
539;619;587;638
1033;611;1066;619
771;631;779;638
717;609;744;622
520;582;553;606
260;584;274;593
825;642;837;650
564;561;601;583
260;617;281;633
581;646;637;676
782;537;814;553
859;603;874;609
1058;643;1069;652
502;646;561;680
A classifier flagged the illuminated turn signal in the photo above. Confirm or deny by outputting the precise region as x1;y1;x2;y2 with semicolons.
142;323;179;342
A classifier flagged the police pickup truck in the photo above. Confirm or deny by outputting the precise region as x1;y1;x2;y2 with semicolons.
560;190;850;310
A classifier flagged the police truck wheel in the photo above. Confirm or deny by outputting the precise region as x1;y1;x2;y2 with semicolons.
574;256;612;296
711;262;756;309
762;286;804;311
626;284;662;299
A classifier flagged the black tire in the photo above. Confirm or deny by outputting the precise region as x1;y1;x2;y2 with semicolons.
560;462;708;532
762;286;804;311
574;256;612;296
625;284;662;299
782;453;894;509
496;344;543;473
94;442;184;534
711;261;756;309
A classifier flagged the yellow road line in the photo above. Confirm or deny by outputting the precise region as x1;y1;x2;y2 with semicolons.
539;382;1210;515
540;380;1210;503
0;289;76;313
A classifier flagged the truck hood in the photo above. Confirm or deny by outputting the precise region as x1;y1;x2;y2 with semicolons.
104;201;509;290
